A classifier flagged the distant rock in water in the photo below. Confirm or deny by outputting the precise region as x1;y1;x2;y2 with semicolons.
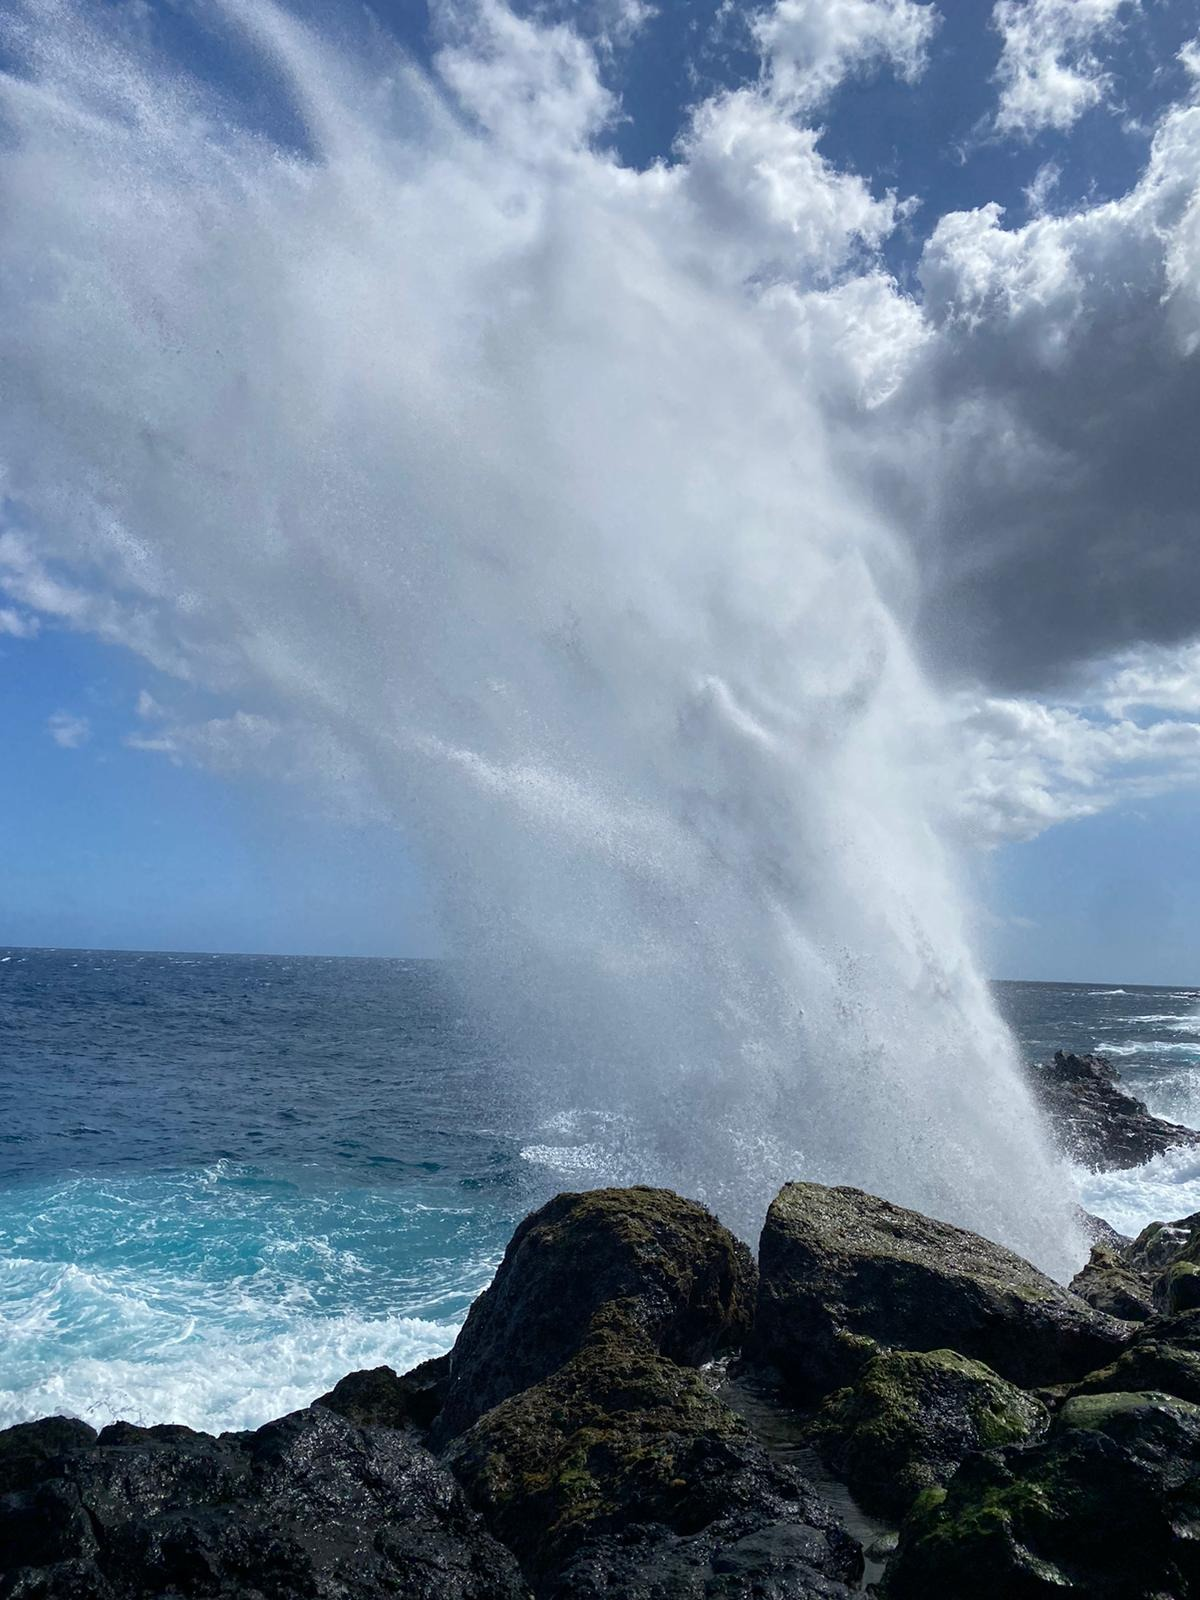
1029;1049;1200;1169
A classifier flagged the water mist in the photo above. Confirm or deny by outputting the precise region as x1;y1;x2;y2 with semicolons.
0;0;1080;1272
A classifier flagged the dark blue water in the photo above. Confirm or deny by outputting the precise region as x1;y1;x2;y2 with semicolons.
3;950;1200;1431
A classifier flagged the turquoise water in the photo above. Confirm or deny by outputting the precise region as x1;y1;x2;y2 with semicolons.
0;949;528;1430
3;950;1200;1431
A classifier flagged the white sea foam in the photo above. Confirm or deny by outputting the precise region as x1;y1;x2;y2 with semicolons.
1078;1148;1200;1242
0;0;1080;1273
0;1307;453;1434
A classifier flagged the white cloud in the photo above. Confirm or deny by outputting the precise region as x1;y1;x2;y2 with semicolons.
677;88;903;284
755;0;940;109
434;0;614;151
991;0;1134;137
47;710;91;749
0;605;39;638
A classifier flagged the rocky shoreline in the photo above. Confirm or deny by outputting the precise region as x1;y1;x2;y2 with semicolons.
4;1054;1200;1599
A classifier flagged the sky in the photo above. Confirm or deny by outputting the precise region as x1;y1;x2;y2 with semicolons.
2;0;1200;982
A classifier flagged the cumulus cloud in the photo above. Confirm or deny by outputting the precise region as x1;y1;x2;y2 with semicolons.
1;0;1200;873
884;97;1200;692
47;710;90;749
991;0;1133;137
755;0;940;110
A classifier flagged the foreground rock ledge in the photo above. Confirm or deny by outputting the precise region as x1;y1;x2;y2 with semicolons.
8;1176;1200;1598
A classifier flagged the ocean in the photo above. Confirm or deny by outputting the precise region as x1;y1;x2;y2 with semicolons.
3;948;1200;1434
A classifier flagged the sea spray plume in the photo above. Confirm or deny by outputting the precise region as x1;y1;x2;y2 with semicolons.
0;0;1079;1269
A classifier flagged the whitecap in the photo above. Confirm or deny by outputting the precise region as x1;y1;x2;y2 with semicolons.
1078;1147;1200;1242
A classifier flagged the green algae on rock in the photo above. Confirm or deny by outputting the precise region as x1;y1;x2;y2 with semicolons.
807;1348;1047;1520
436;1186;756;1441
880;1391;1200;1598
753;1182;1129;1399
444;1328;861;1591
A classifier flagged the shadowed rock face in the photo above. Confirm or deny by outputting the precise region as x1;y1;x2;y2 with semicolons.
1029;1051;1200;1170
879;1393;1200;1600
443;1330;861;1590
435;1186;757;1442
752;1182;1130;1399
0;1407;528;1600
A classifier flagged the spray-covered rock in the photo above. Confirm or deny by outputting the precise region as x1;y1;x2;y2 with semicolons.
1069;1244;1156;1321
753;1182;1129;1398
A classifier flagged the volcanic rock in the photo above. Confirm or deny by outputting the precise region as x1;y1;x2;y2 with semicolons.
1069;1244;1156;1322
435;1186;755;1441
752;1182;1129;1399
1028;1050;1200;1169
443;1329;861;1594
879;1391;1200;1598
0;1405;528;1600
316;1355;450;1432
806;1347;1047;1520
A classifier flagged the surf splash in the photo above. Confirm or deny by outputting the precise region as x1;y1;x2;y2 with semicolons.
0;0;1079;1270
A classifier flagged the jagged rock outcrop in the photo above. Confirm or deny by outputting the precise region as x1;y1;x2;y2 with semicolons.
805;1347;1047;1519
435;1186;858;1597
880;1391;1200;1598
1029;1050;1200;1169
316;1354;450;1432
444;1330;861;1593
752;1182;1129;1399
0;1406;528;1600
435;1186;756;1442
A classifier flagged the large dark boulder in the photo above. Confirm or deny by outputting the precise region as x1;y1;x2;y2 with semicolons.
1028;1051;1200;1170
0;1406;527;1600
443;1328;861;1595
435;1187;755;1440
806;1348;1047;1520
753;1183;1129;1399
1068;1340;1200;1406
879;1391;1200;1598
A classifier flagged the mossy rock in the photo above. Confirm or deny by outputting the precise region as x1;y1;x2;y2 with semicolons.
444;1329;859;1589
808;1348;1047;1519
752;1183;1129;1401
436;1187;755;1439
880;1392;1200;1598
1067;1341;1200;1407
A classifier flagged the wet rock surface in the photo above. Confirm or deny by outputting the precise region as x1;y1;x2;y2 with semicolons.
0;1406;528;1600
435;1186;756;1442
805;1348;1047;1520
879;1391;1200;1599
1069;1243;1157;1321
1029;1050;1200;1170
15;1158;1200;1600
752;1181;1128;1398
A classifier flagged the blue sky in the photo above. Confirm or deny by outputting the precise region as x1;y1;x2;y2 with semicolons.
3;0;1200;982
